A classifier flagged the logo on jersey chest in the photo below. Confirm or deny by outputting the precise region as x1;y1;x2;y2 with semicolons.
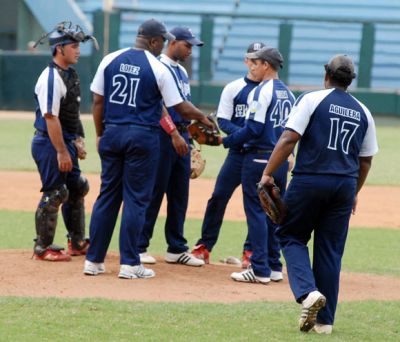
235;104;248;117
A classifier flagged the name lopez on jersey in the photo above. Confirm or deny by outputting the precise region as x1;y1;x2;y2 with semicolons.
120;63;140;75
329;104;360;121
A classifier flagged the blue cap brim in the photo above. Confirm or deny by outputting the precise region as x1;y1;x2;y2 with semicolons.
163;32;175;41
187;37;204;46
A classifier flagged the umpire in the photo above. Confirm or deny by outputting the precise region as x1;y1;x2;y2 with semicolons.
31;22;97;261
260;55;378;334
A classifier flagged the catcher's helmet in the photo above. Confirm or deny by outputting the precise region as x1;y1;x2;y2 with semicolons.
34;21;98;55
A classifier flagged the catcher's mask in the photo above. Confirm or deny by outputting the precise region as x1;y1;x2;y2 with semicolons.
34;21;99;55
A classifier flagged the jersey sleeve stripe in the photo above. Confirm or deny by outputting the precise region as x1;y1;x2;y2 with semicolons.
46;67;55;114
160;61;186;101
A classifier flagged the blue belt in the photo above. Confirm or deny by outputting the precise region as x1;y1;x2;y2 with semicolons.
105;123;159;131
34;130;48;137
243;148;273;154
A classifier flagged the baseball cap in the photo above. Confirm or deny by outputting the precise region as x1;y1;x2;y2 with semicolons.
324;54;356;79
137;19;175;41
245;46;284;69
170;27;204;46
247;42;266;53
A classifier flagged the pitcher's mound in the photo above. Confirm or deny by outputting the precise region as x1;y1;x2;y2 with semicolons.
1;250;400;303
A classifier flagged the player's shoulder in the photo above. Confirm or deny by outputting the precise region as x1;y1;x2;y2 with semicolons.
222;77;248;95
348;93;373;119
100;48;131;67
36;65;63;85
295;88;333;105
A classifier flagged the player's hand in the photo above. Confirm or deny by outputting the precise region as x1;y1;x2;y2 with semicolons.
288;154;295;172
352;194;358;215
74;136;87;160
96;136;102;153
57;150;73;172
171;131;189;156
260;174;275;187
198;115;214;129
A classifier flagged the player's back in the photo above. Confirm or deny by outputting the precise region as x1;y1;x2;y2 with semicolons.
245;79;295;151
292;88;372;177
94;48;168;127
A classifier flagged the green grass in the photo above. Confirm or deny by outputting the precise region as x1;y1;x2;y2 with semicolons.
1;210;399;277
0;297;399;341
1;116;400;184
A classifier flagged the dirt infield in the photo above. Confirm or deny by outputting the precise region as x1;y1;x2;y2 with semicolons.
0;170;399;302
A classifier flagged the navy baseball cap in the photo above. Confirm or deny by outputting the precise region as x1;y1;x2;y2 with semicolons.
170;27;204;46
246;46;284;69
247;42;266;53
137;19;175;40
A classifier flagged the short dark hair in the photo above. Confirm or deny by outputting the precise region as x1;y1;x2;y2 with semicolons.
324;55;356;87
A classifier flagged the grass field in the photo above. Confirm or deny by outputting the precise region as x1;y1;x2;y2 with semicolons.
1;115;400;183
0;114;399;341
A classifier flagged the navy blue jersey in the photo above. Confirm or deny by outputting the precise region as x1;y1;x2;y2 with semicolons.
90;48;184;127
286;88;378;177
222;79;295;150
217;76;260;134
159;54;191;125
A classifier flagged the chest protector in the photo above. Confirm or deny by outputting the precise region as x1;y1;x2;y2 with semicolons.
52;62;81;135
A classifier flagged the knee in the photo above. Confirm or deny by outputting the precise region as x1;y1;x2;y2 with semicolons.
68;176;89;202
39;185;69;211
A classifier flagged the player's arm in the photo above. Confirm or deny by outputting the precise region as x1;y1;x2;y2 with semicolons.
92;93;104;152
217;118;241;135
160;105;188;156
260;129;301;185
45;114;72;172
173;101;213;128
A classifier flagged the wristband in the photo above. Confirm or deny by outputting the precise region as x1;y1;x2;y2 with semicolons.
160;115;176;135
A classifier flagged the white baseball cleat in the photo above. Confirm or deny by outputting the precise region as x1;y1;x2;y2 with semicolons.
118;264;155;279
83;260;105;276
165;252;205;266
270;270;283;282
299;291;326;332
312;323;333;334
231;267;270;284
140;252;157;264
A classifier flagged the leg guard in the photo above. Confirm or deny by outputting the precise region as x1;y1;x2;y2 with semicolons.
34;185;69;255
62;176;89;249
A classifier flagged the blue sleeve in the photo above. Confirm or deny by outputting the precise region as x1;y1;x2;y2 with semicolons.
222;120;264;148
217;117;241;135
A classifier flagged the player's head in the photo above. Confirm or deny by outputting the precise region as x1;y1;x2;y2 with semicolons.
324;54;356;89
245;46;284;80
137;19;174;56
167;27;203;62
34;21;98;61
245;42;266;66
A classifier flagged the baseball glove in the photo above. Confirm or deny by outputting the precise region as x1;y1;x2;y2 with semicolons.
257;183;287;224
187;116;220;146
73;136;87;160
190;144;206;179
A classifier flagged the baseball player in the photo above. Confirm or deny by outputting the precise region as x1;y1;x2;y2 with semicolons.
31;21;97;261
191;42;265;267
84;19;213;279
138;26;205;267
217;47;295;284
260;55;378;334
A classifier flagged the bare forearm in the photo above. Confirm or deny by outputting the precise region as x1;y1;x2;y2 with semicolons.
357;156;372;193
45;115;68;153
174;101;205;121
92;94;104;137
263;131;299;176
